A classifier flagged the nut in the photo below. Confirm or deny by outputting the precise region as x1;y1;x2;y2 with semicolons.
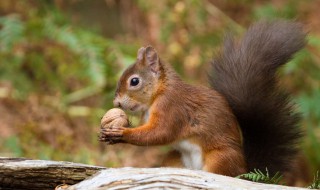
101;108;128;129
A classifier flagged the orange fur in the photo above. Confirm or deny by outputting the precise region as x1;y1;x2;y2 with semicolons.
101;21;307;184
102;46;247;176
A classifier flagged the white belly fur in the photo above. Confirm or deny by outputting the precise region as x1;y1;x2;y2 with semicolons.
173;140;203;170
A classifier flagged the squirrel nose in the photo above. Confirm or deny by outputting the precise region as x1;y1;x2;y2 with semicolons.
113;98;121;108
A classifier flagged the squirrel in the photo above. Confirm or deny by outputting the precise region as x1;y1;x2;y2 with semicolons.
100;20;306;180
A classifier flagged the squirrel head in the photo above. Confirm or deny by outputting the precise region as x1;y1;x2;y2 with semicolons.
113;46;164;112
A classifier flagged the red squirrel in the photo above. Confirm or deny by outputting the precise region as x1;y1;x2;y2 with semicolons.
100;20;306;179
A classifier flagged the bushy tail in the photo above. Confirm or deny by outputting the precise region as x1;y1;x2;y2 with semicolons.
209;20;306;175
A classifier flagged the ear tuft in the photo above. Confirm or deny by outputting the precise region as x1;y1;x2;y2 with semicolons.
145;46;160;73
137;47;146;61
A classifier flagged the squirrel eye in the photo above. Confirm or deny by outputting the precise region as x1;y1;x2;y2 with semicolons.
130;77;140;86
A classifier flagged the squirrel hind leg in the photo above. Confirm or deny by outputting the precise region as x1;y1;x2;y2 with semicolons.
203;148;247;177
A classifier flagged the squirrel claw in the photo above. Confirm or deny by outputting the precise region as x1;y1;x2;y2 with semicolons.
99;126;126;144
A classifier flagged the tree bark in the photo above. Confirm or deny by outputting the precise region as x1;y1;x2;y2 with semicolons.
0;157;105;190
68;167;308;190
0;157;309;190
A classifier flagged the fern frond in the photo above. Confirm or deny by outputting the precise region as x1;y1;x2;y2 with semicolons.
0;14;25;51
236;168;283;185
308;171;320;189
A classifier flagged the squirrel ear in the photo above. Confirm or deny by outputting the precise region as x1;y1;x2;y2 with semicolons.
137;47;146;62
145;46;160;74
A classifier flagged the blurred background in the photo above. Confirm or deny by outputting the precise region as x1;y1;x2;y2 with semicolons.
0;0;320;179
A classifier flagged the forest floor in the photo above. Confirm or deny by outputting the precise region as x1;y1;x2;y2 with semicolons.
0;94;167;168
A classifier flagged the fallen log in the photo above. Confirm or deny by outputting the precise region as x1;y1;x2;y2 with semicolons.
68;167;308;190
0;157;309;190
0;157;105;190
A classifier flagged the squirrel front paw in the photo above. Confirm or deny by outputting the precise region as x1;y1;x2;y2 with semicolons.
99;125;126;144
99;108;129;144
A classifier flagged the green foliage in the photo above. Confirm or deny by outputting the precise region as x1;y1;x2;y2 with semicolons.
253;0;299;20
237;168;283;185
0;6;137;105
0;15;25;51
4;136;23;157
294;35;320;171
0;1;144;166
0;0;320;180
308;171;320;189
